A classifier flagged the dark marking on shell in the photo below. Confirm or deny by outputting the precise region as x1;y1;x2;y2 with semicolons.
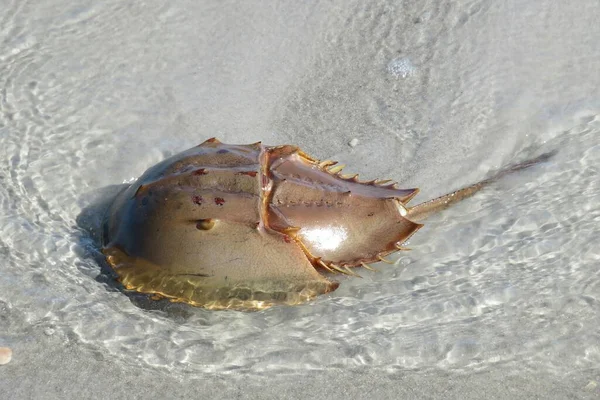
238;171;257;177
214;197;225;206
192;195;203;205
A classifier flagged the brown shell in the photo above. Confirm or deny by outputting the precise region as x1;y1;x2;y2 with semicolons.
102;138;551;310
102;138;424;309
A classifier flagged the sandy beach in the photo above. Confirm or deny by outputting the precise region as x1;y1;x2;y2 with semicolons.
1;0;599;398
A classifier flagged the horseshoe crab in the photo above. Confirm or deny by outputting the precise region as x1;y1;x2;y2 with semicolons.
102;138;551;310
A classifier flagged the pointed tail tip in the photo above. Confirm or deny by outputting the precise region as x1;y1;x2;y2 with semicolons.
503;149;558;174
405;149;557;222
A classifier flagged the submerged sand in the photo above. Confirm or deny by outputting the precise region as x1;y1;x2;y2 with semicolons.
1;0;599;398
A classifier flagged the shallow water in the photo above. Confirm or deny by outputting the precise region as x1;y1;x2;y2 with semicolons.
1;0;600;396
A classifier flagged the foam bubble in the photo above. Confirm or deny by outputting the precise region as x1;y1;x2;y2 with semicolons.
387;57;415;78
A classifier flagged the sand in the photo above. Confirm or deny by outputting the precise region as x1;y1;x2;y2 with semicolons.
1;0;599;398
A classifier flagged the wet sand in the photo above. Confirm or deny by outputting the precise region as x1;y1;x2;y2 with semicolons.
1;0;599;398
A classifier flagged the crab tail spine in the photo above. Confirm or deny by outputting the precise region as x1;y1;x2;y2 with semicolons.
406;181;486;222
406;150;556;222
